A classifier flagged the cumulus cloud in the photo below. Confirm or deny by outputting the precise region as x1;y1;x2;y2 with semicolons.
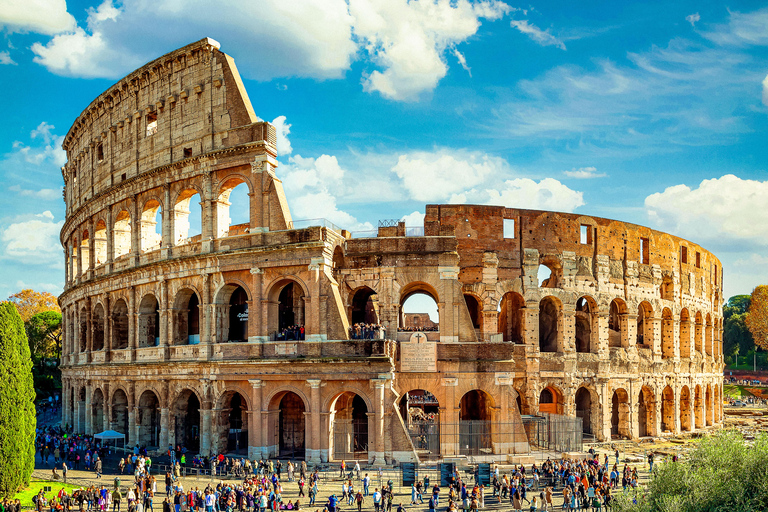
563;166;607;179
26;0;509;101
510;19;566;50
9;185;62;201
392;150;504;201
271;116;293;156
401;210;426;226
7;122;66;167
0;51;16;65
0;0;76;35
686;13;701;27
450;178;584;212
1;211;64;265
644;174;768;247
355;0;511;100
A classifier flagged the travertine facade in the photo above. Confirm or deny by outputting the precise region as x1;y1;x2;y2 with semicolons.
59;39;723;463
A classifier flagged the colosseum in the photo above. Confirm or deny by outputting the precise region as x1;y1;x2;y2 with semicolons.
58;38;724;463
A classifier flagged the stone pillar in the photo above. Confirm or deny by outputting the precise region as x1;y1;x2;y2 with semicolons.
129;407;138;447
248;379;264;460
597;312;609;356
522;304;538;347
199;408;213;456
128;286;137;359
162;184;172;259
371;378;387;462
130;195;140;267
307;379;322;463
74;397;81;433
441;377;459;456
562;304;575;353
87;217;95;279
85;385;93;435
105;209;113;272
159;407;170;451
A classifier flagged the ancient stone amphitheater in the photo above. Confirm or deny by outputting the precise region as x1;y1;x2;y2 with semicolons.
59;38;724;463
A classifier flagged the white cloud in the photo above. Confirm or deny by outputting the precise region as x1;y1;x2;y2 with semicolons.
27;0;508;100
704;7;768;46
451;178;584;212
401;211;426;226
644;175;768;247
7;122;66;167
686;13;701;27
0;0;76;35
355;0;510;100
564;166;607;179
271;116;293;156
1;211;64;265
762;74;768;106
452;47;471;77
392;150;503;201
510;19;566;50
8;185;62;201
0;51;16;65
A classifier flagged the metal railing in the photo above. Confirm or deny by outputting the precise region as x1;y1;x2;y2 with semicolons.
287;218;343;232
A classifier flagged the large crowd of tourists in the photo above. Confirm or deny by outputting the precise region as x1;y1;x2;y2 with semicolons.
276;326;305;341
348;324;385;340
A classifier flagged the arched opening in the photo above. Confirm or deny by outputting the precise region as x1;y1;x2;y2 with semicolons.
661;308;674;359
94;220;107;266
575;296;596;353
705;314;713;356
680;385;691;432
228;286;249;342
216;179;250;238
138;294;160;348
539;296;560;353
173;289;200;345
92;388;105;434
694;312;703;354
498;291;524;343
464;294;482;330
140;200;163;253
80;231;90;272
276;391;306;458
400;284;439;332
350;286;378;325
608;298;626;348
538;386;563;415
705;385;713;427
331;392;369;461
661;386;675;432
111;389;129;441
217;391;248;454
575;387;593;435
538;264;557;288
111;299;129;350
173;189;202;245
636;301;653;347
332;246;345;282
92;303;105;351
679;309;691;358
79;307;87;352
138;390;160;448
694;385;703;429
78;387;86;432
113;210;132;258
660;275;674;301
611;388;630;439
172;389;200;451
275;281;305;339
459;390;494;455
638;386;656;437
399;390;440;458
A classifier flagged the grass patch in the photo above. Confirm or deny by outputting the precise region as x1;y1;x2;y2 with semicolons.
14;480;79;506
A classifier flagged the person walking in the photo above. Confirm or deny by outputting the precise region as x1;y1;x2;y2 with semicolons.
95;458;103;479
112;489;122;512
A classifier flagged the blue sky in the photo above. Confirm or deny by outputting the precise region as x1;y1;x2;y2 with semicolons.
1;0;768;303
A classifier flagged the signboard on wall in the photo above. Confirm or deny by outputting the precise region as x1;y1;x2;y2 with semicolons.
400;335;437;372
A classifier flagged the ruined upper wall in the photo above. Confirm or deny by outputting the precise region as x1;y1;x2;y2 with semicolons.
425;204;723;304
61;38;275;216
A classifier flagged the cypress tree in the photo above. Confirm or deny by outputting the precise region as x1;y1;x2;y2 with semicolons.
0;301;37;498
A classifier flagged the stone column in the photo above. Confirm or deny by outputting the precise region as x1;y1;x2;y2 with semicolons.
162;184;172;259
248;379;264;460
105;208;113;273
562;304;575;353
159;407;170;451
128;286;136;359
85;385;93;435
199;408;213;456
441;377;459;456
307;379;322;463
87;217;95;279
371;378;388;462
130;195;140;267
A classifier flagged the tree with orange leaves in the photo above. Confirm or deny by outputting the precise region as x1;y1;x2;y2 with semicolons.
746;285;768;351
6;289;60;322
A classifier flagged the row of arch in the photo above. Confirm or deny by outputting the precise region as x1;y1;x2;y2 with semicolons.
66;177;251;281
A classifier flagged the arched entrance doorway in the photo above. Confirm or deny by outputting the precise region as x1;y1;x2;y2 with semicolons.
276;391;306;458
539;297;560;352
228;286;249;342
538;386;563;415
138;390;160;448
464;294;482;331
575;297;596;353
331;393;369;461
350;287;378;326
679;309;691;358
111;389;129;442
92;388;105;434
138;294;160;347
174;289;200;345
274;282;306;338
459;390;493;455
172;390;200;451
400;283;440;332
399;390;440;458
498;291;524;343
93;304;105;351
705;385;713;426
661;308;674;358
608;299;626;347
638;386;656;437
661;386;675;432
680;386;692;432
694;385;703;429
112;299;129;349
611;388;630;439
575;387;593;435
218;392;248;454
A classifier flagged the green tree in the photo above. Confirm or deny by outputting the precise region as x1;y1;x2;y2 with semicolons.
723;294;754;362
614;430;768;512
0;302;37;498
26;310;62;361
